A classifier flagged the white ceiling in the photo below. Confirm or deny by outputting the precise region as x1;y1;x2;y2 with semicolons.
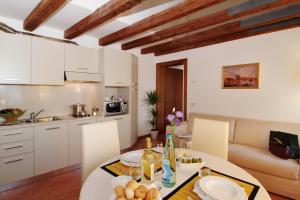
0;0;182;38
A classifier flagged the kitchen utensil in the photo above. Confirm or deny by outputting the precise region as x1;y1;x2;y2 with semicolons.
72;104;87;117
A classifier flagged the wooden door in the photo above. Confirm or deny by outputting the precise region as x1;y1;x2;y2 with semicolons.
164;68;183;117
156;59;187;136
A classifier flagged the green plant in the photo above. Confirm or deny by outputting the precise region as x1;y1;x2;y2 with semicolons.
144;90;158;130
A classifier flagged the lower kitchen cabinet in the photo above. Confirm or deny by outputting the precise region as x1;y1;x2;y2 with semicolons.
68;118;97;165
34;123;68;175
0;152;34;185
103;115;131;150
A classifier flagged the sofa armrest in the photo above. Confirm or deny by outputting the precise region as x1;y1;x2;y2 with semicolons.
166;121;189;136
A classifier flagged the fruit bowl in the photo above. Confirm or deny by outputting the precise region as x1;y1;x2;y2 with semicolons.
0;108;26;124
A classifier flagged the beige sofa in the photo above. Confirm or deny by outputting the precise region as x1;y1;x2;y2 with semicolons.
173;113;300;199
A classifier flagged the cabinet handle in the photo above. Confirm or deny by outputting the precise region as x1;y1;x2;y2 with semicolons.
131;89;138;91
3;78;20;81
5;158;23;164
78;67;88;71
132;83;138;85
4;132;23;136
45;127;60;131
115;118;123;120
4;145;23;150
78;123;89;126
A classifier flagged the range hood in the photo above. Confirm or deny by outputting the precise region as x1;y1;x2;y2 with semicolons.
64;71;103;83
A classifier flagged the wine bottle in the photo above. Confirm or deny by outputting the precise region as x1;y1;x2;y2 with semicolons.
162;134;176;187
141;137;155;184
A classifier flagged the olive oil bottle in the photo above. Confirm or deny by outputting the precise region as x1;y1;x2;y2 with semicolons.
141;137;155;184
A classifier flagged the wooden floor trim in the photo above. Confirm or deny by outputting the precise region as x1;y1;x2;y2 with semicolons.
0;164;80;193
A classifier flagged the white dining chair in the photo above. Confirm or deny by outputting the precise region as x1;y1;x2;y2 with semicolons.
81;121;120;184
192;118;229;160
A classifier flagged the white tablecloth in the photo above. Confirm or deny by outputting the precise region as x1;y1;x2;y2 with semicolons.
80;150;270;200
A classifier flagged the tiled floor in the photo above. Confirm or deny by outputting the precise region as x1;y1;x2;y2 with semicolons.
0;136;291;200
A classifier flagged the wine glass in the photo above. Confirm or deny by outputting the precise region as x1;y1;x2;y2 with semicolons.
156;142;164;153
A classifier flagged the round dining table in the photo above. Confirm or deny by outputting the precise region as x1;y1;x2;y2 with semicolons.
80;149;270;200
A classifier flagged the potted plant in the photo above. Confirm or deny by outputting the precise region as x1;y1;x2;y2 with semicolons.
145;90;159;140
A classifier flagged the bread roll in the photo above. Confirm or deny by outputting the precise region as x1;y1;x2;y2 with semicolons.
126;180;139;190
134;185;148;199
125;187;134;199
115;185;125;198
116;198;127;200
145;188;159;200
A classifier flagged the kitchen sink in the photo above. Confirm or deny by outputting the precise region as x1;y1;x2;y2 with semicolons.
22;116;62;123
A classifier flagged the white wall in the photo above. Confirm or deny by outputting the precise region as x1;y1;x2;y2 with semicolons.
154;28;300;123
0;83;103;119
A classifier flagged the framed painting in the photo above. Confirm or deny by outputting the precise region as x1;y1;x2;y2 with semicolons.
222;63;259;89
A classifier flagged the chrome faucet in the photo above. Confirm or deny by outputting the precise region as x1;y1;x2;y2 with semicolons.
30;109;45;121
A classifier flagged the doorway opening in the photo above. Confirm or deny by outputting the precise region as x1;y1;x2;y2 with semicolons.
156;58;187;136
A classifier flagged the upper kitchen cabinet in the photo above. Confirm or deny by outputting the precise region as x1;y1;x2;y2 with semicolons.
65;44;99;74
100;48;131;86
0;32;31;84
32;37;64;85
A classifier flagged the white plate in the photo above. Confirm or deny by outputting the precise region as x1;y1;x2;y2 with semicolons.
111;175;132;188
199;176;247;200
120;159;141;167
121;150;143;164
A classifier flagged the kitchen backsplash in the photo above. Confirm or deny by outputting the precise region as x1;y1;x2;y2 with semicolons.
0;83;103;119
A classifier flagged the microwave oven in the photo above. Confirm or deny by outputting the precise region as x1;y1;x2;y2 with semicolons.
104;100;128;116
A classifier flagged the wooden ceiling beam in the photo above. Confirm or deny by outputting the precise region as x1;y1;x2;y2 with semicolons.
122;0;299;50
24;0;68;31
64;0;143;39
99;0;226;46
142;4;300;54
154;17;300;56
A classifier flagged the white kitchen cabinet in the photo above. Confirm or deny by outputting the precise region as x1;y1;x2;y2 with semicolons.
103;115;131;150
0;32;31;84
0;152;34;185
0;127;33;144
68;118;97;166
31;37;65;85
131;55;138;86
65;44;99;73
0;140;33;159
100;48;131;86
130;55;138;145
130;88;138;146
34;123;68;175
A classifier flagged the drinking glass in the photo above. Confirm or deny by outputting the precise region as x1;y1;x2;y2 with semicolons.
185;140;192;158
154;157;162;188
128;166;140;181
178;140;192;158
155;143;164;153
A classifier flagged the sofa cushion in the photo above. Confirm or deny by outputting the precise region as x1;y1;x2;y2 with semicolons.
234;118;300;149
229;143;300;180
188;113;236;143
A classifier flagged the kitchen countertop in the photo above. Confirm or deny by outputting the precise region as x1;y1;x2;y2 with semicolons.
0;114;104;130
0;113;131;130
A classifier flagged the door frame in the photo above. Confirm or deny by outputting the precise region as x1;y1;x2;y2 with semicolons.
156;58;187;135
